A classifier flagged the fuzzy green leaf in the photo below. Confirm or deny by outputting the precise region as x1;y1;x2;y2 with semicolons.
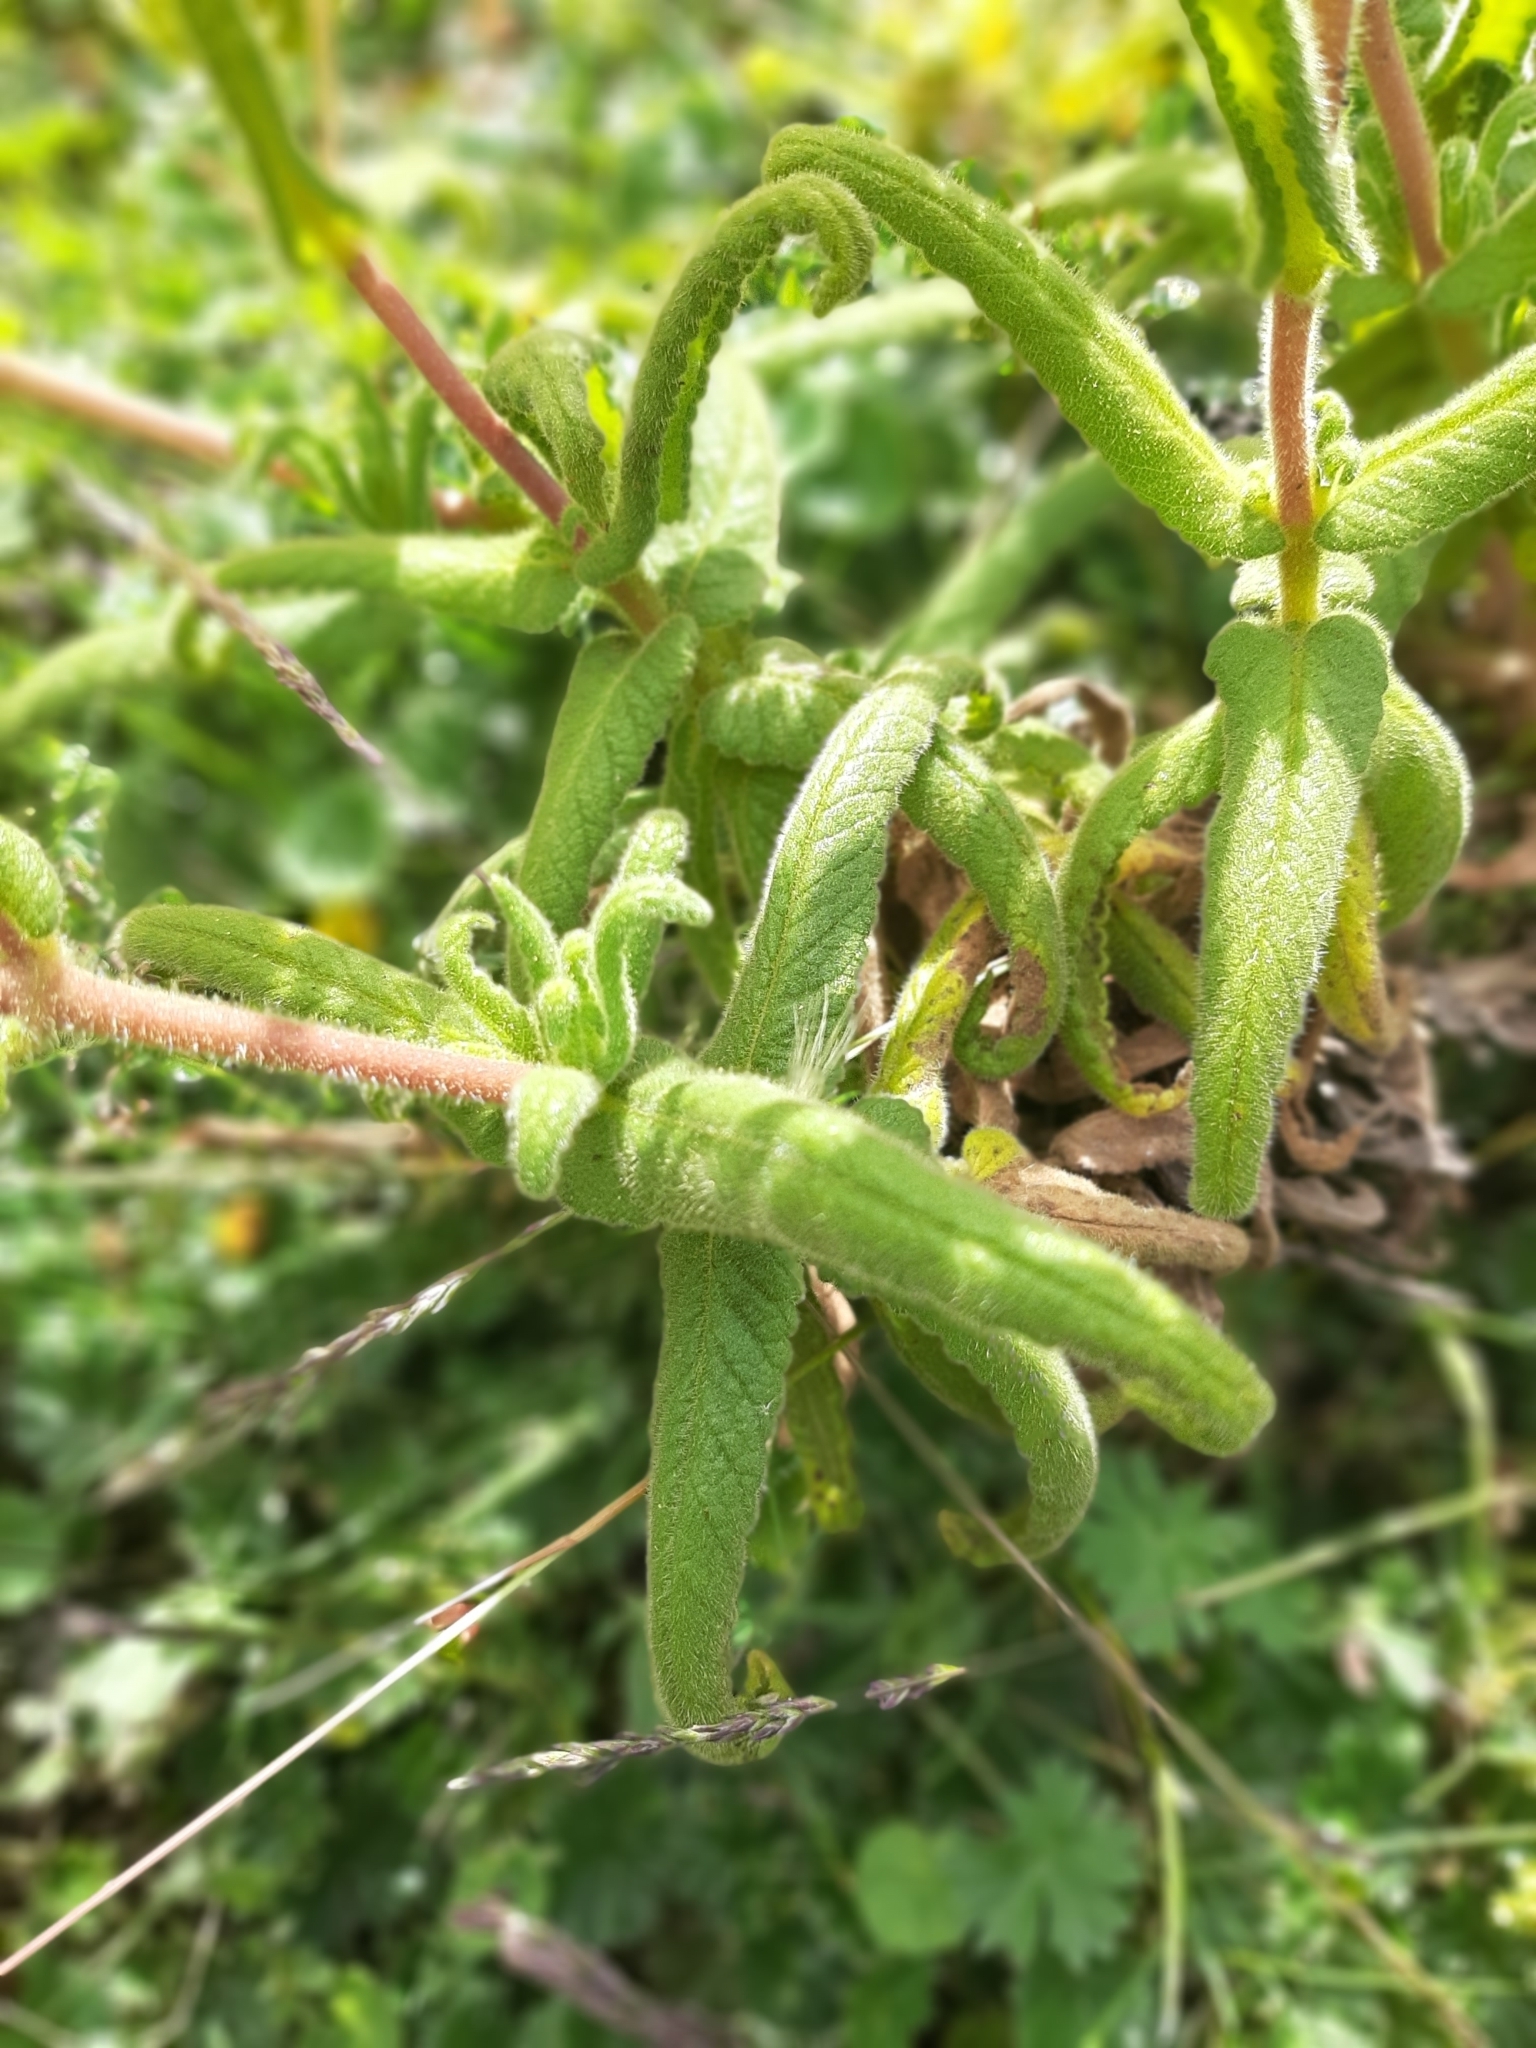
558;1055;1275;1456
1425;182;1536;314
116;903;484;1045
1364;677;1472;927
874;890;996;1148
507;1065;600;1198
648;1231;804;1758
1317;346;1536;554
699;639;863;767
483;329;613;523
642;355;789;626
575;179;874;587
174;0;363;268
905;1311;1098;1556
763;125;1277;561
1055;703;1225;1113
707;682;942;1079
1105;896;1198;1038
0;819;65;940
1315;809;1397;1053
1191;613;1389;1218
875;1304;1013;1436
215;532;578;636
1173;0;1365;293
901;728;1066;1078
660;710;740;1001
518;614;701;931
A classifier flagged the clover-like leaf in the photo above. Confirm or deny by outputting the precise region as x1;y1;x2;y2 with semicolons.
518;614;700;932
763;124;1277;561
647;1231;804;1760
1191;613;1389;1218
957;1763;1143;1970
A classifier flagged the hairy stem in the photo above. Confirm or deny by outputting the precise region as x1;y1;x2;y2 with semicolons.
1359;0;1446;280
0;922;531;1103
0;348;257;474
1268;291;1320;621
1311;0;1357;127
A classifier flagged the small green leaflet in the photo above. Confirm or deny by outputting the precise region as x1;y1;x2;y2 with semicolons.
1174;0;1365;293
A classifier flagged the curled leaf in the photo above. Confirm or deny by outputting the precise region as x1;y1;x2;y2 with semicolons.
901;729;1066;1078
1315;809;1403;1054
1364;677;1472;927
784;1297;864;1533
507;1065;600;1198
1105;895;1198;1039
576;175;875;586
483;329;614;523
558;1056;1276;1456
763;124;1277;560
1055;703;1224;1114
874;890;998;1148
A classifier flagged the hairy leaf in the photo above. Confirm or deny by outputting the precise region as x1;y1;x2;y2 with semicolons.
1056;703;1225;1112
431;913;542;1057
215;532;578;635
649;1232;804;1758
519;614;700;931
1191;614;1389;1218
762;125;1277;561
1173;0;1364;293
558;1054;1276;1455
483;329;613;523
575;178;874;586
905;1310;1098;1556
660;710;740;1000
642;355;789;626
0;820;65;940
708;683;942;1078
899;727;1065;1078
174;0;362;267
699;640;863;767
116;904;485;1044
507;1066;600;1197
1363;677;1472;926
1425;181;1536;314
875;1304;1013;1436
1317;346;1536;553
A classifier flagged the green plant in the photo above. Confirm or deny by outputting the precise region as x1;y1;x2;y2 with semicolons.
7;0;1534;1788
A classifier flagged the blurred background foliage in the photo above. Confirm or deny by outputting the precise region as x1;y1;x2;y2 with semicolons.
3;0;1536;2043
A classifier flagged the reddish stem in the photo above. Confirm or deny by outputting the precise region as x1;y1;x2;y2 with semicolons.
1268;292;1318;533
1;923;531;1105
1311;0;1356;127
345;252;573;529
1359;0;1446;279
